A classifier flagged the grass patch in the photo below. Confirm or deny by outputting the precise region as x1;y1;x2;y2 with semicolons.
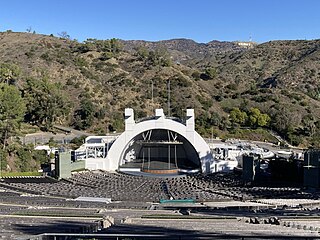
1;172;42;177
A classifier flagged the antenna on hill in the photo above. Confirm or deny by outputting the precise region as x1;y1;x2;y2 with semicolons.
249;34;252;42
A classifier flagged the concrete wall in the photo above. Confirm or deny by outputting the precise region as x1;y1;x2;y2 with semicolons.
55;152;71;179
55;152;86;179
71;160;85;171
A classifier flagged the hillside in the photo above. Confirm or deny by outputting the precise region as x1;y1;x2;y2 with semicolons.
121;38;247;62
0;31;320;150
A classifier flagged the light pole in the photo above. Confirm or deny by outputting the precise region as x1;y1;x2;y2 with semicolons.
167;79;170;117
151;79;154;108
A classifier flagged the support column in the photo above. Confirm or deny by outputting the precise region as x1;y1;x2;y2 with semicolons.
125;108;135;132
155;109;165;128
186;109;195;144
168;145;171;169
125;108;135;147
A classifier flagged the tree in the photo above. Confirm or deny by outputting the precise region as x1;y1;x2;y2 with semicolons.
109;38;122;54
135;46;149;60
0;63;20;84
26;26;32;33
248;108;270;128
58;31;70;39
146;48;172;67
248;108;260;127
23;77;70;130
205;67;217;79
82;38;122;55
15;146;33;172
0;149;8;171
257;113;271;127
191;71;201;80
200;67;217;80
229;107;247;126
302;114;316;136
73;96;95;130
220;116;231;130
0;84;26;149
210;112;222;127
70;135;86;149
269;105;301;135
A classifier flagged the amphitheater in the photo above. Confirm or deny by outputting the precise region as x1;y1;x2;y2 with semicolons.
1;170;320;239
77;108;236;174
1;109;320;239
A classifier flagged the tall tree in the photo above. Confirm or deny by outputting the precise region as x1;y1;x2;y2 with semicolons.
229;107;247;126
0;84;26;149
248;108;270;128
269;105;301;135
73;96;95;130
23;77;70;130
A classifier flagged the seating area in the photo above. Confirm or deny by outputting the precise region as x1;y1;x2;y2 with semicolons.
255;198;320;208
0;172;240;202
104;217;320;238
63;171;250;202
213;186;302;201
282;219;320;232
0;187;110;209
1;172;320;239
0;171;316;205
0;216;101;239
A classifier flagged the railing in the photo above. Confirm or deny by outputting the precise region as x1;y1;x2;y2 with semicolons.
159;199;195;204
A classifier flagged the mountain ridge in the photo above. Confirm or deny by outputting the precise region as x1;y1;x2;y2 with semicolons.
0;31;319;148
121;38;253;62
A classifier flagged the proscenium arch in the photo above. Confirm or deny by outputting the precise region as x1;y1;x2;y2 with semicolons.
118;129;201;171
105;116;214;173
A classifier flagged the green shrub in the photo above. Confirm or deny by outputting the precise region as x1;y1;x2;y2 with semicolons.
40;52;52;62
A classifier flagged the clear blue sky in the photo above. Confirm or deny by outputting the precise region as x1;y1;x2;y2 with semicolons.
1;0;319;43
